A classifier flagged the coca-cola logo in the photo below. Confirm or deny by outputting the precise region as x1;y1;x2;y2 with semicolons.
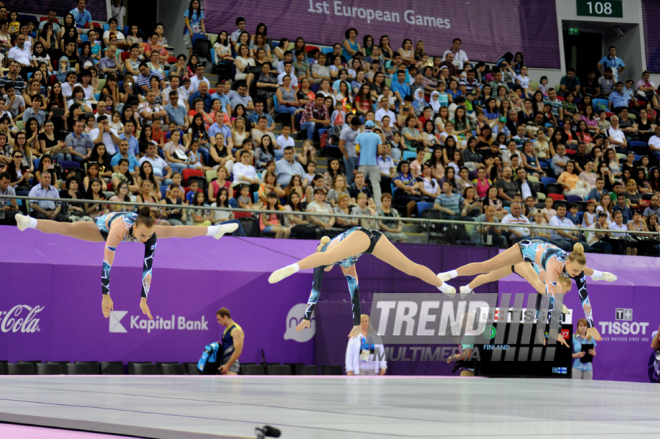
0;305;44;333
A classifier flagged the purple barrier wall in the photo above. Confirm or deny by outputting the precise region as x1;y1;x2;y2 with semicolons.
0;230;319;366
205;0;560;68
497;254;660;383
5;0;107;22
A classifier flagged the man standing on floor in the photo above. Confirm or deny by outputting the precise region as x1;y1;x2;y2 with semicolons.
216;308;244;375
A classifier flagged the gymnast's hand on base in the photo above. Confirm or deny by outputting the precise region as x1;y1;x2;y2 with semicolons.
587;327;602;341
296;319;311;332
102;295;114;318
348;325;361;339
140;297;154;320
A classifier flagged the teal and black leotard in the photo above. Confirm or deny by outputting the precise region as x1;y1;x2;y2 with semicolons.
96;212;157;298
302;227;383;325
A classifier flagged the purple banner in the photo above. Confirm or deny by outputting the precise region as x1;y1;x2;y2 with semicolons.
498;254;660;383
204;0;560;68
643;0;660;73
0;230;317;366
4;0;107;23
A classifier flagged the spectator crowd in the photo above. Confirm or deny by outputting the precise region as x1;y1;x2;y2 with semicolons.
0;1;659;255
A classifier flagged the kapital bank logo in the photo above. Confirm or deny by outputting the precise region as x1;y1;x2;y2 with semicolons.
109;311;209;334
0;305;44;333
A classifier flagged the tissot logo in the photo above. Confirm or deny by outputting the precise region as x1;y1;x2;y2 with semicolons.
109;311;128;333
615;308;633;321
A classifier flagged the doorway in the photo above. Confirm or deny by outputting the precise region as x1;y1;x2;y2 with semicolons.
563;29;603;83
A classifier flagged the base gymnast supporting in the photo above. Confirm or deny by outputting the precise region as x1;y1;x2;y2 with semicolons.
440;239;617;341
15;209;238;319
270;227;455;338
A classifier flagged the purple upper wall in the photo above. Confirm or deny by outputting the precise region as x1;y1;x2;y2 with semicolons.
205;0;560;68
5;0;107;22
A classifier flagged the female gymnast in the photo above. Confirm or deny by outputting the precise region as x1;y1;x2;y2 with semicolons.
270;227;455;338
15;210;238;319
440;239;617;341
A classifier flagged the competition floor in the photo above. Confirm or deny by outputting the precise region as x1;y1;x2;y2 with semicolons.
0;376;659;439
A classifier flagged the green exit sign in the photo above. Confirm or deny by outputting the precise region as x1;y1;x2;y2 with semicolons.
576;0;623;18
569;28;579;36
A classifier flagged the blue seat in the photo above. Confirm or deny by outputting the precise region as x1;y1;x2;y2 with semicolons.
253;191;259;203
417;201;431;218
577;211;584;224
321;47;334;55
94;93;101;101
103;23;110;31
402;151;416;161
160;185;168;199
80;34;88;42
27;72;33;80
566;195;583;204
540;177;556;187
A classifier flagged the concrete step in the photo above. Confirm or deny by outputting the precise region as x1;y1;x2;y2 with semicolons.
402;233;428;244
402;223;421;234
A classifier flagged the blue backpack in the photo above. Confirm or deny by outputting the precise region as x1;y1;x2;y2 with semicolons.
197;342;223;374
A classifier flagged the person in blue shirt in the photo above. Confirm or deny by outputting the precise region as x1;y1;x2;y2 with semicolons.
355;120;383;207
597;46;625;83
608;82;631;115
110;139;139;173
391;70;410;111
572;318;597;379
183;0;208;57
70;0;93;32
118;120;139;156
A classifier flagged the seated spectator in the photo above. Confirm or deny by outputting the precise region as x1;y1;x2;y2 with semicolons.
306;187;336;233
495;166;518;206
472;204;507;248
258;170;285;204
580;161;598;190
348;171;373;205
111;158;139;194
327;173;349;208
643;195;660;220
28;171;66;221
557;160;589;199
501;201;531;244
587;177;609;203
189;190;212;227
608;210;631;255
207;166;232;204
275;146;304;187
162;130;189;173
333;192;358;230
566;203;581;225
0;170;17;225
521;140;545;178
624;179;641;210
417;163;441;202
549;204;586;251
251;115;277;147
541;196;557;223
434;180;463;220
530;210;551;242
351;192;379;229
138;143;173;184
377;193;406;242
84;178;110;219
233;150;260;194
260;191;290;239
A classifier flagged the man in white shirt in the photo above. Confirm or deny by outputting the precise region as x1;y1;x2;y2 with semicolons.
189;63;211;94
230;17;245;44
138;143;173;183
89;115;121;155
443;38;469;70
549;204;585;251
375;97;396;126
607;115;627;149
648;126;660;166
7;35;31;67
162;76;189;109
501;202;530;244
551;144;569;176
277;62;299;88
138;90;168;125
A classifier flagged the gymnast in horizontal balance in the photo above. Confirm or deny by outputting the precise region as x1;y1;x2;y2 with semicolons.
15;209;238;319
438;239;618;342
269;226;456;338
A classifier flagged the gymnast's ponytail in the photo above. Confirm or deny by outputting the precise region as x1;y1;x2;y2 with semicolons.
135;206;155;228
568;242;586;265
316;236;331;253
